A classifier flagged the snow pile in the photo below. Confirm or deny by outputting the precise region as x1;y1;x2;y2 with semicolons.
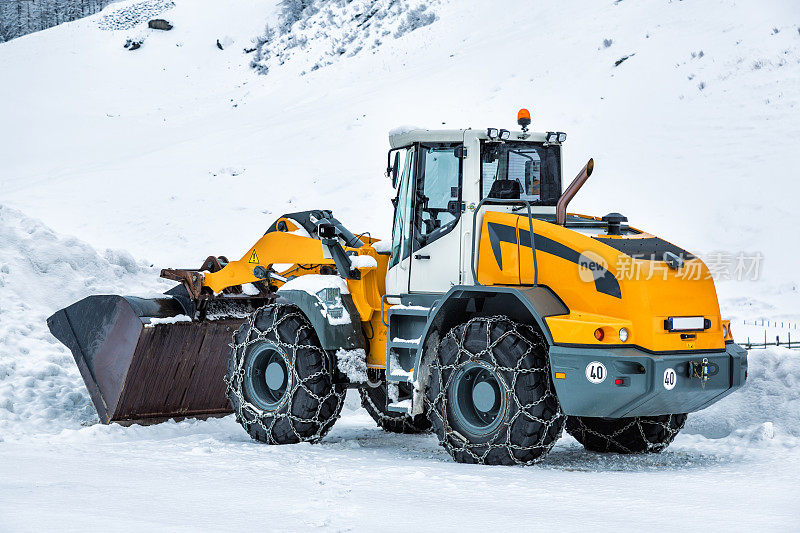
250;0;439;75
0;205;169;436
238;282;261;296
388;124;421;136
335;348;367;383
392;336;420;343
350;254;377;268
279;274;352;325
371;239;391;254
388;351;410;379
145;314;192;327
97;0;176;31
685;348;800;443
278;274;349;295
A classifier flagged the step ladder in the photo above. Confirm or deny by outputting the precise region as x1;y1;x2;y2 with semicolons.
385;304;430;414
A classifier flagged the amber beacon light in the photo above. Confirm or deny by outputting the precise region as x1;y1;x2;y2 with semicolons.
517;108;531;131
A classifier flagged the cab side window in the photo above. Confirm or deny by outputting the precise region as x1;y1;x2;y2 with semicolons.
389;147;415;268
413;143;462;250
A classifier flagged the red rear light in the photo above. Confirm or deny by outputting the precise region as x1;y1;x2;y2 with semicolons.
615;378;624;385
594;328;604;341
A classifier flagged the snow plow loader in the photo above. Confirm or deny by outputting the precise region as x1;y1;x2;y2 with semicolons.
48;112;748;464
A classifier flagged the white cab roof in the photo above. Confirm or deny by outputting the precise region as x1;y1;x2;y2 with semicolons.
388;128;550;149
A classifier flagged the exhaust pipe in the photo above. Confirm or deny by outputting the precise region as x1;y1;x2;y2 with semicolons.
556;158;594;225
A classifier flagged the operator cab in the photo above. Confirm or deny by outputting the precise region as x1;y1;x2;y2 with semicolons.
385;118;565;295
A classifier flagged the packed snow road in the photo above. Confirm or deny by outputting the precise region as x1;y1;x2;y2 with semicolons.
1;398;798;532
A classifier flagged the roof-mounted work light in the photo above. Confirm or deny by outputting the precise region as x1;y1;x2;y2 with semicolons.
546;131;568;144
498;129;511;140
487;128;499;139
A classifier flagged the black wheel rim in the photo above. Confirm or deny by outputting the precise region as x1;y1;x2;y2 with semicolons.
448;362;507;437
243;342;290;411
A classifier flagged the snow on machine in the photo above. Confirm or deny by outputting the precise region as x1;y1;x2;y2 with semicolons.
48;111;747;464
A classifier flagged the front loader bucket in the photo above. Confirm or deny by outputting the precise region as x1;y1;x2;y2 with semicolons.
47;295;242;424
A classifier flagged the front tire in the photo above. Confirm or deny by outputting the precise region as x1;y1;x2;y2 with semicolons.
565;414;687;453
226;303;346;444
425;316;564;465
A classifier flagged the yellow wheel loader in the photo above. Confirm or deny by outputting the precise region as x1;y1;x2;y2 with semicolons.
48;112;747;464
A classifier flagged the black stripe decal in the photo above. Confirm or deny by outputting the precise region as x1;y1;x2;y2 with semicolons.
487;222;517;270
486;222;622;299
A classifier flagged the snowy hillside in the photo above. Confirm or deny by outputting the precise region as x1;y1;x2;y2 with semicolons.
0;0;799;530
249;0;439;75
1;0;798;290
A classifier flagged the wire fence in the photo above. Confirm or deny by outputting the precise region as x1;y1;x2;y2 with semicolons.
741;319;800;351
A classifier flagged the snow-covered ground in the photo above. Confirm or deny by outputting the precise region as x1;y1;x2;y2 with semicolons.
0;0;799;530
1;383;798;532
1;346;799;531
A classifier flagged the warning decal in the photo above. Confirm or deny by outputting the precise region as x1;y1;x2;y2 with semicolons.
248;250;259;264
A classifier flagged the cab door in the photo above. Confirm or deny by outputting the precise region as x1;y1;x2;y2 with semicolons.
408;143;463;293
385;146;416;296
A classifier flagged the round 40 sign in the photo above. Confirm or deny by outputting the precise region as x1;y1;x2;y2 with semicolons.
663;368;677;390
585;361;607;384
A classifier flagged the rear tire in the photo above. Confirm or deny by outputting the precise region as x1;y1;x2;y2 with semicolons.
226;303;345;444
565;414;687;453
425;316;564;465
359;379;431;434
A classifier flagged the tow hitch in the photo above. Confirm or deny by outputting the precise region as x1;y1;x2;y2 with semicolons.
688;358;719;388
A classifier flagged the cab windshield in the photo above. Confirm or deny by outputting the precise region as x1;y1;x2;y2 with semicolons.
481;141;562;205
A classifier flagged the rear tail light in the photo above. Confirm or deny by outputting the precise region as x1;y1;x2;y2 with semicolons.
594;328;604;341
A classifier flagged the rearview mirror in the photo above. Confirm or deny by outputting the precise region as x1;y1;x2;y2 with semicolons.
390;152;400;188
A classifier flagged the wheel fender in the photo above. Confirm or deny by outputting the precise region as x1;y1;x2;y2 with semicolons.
411;285;569;389
275;290;364;351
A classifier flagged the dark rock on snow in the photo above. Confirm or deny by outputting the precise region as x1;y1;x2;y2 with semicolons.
124;39;142;50
148;19;173;30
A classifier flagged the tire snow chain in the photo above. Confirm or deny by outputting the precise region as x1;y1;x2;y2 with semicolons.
359;386;424;433
568;415;686;453
225;304;346;444
426;316;565;465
